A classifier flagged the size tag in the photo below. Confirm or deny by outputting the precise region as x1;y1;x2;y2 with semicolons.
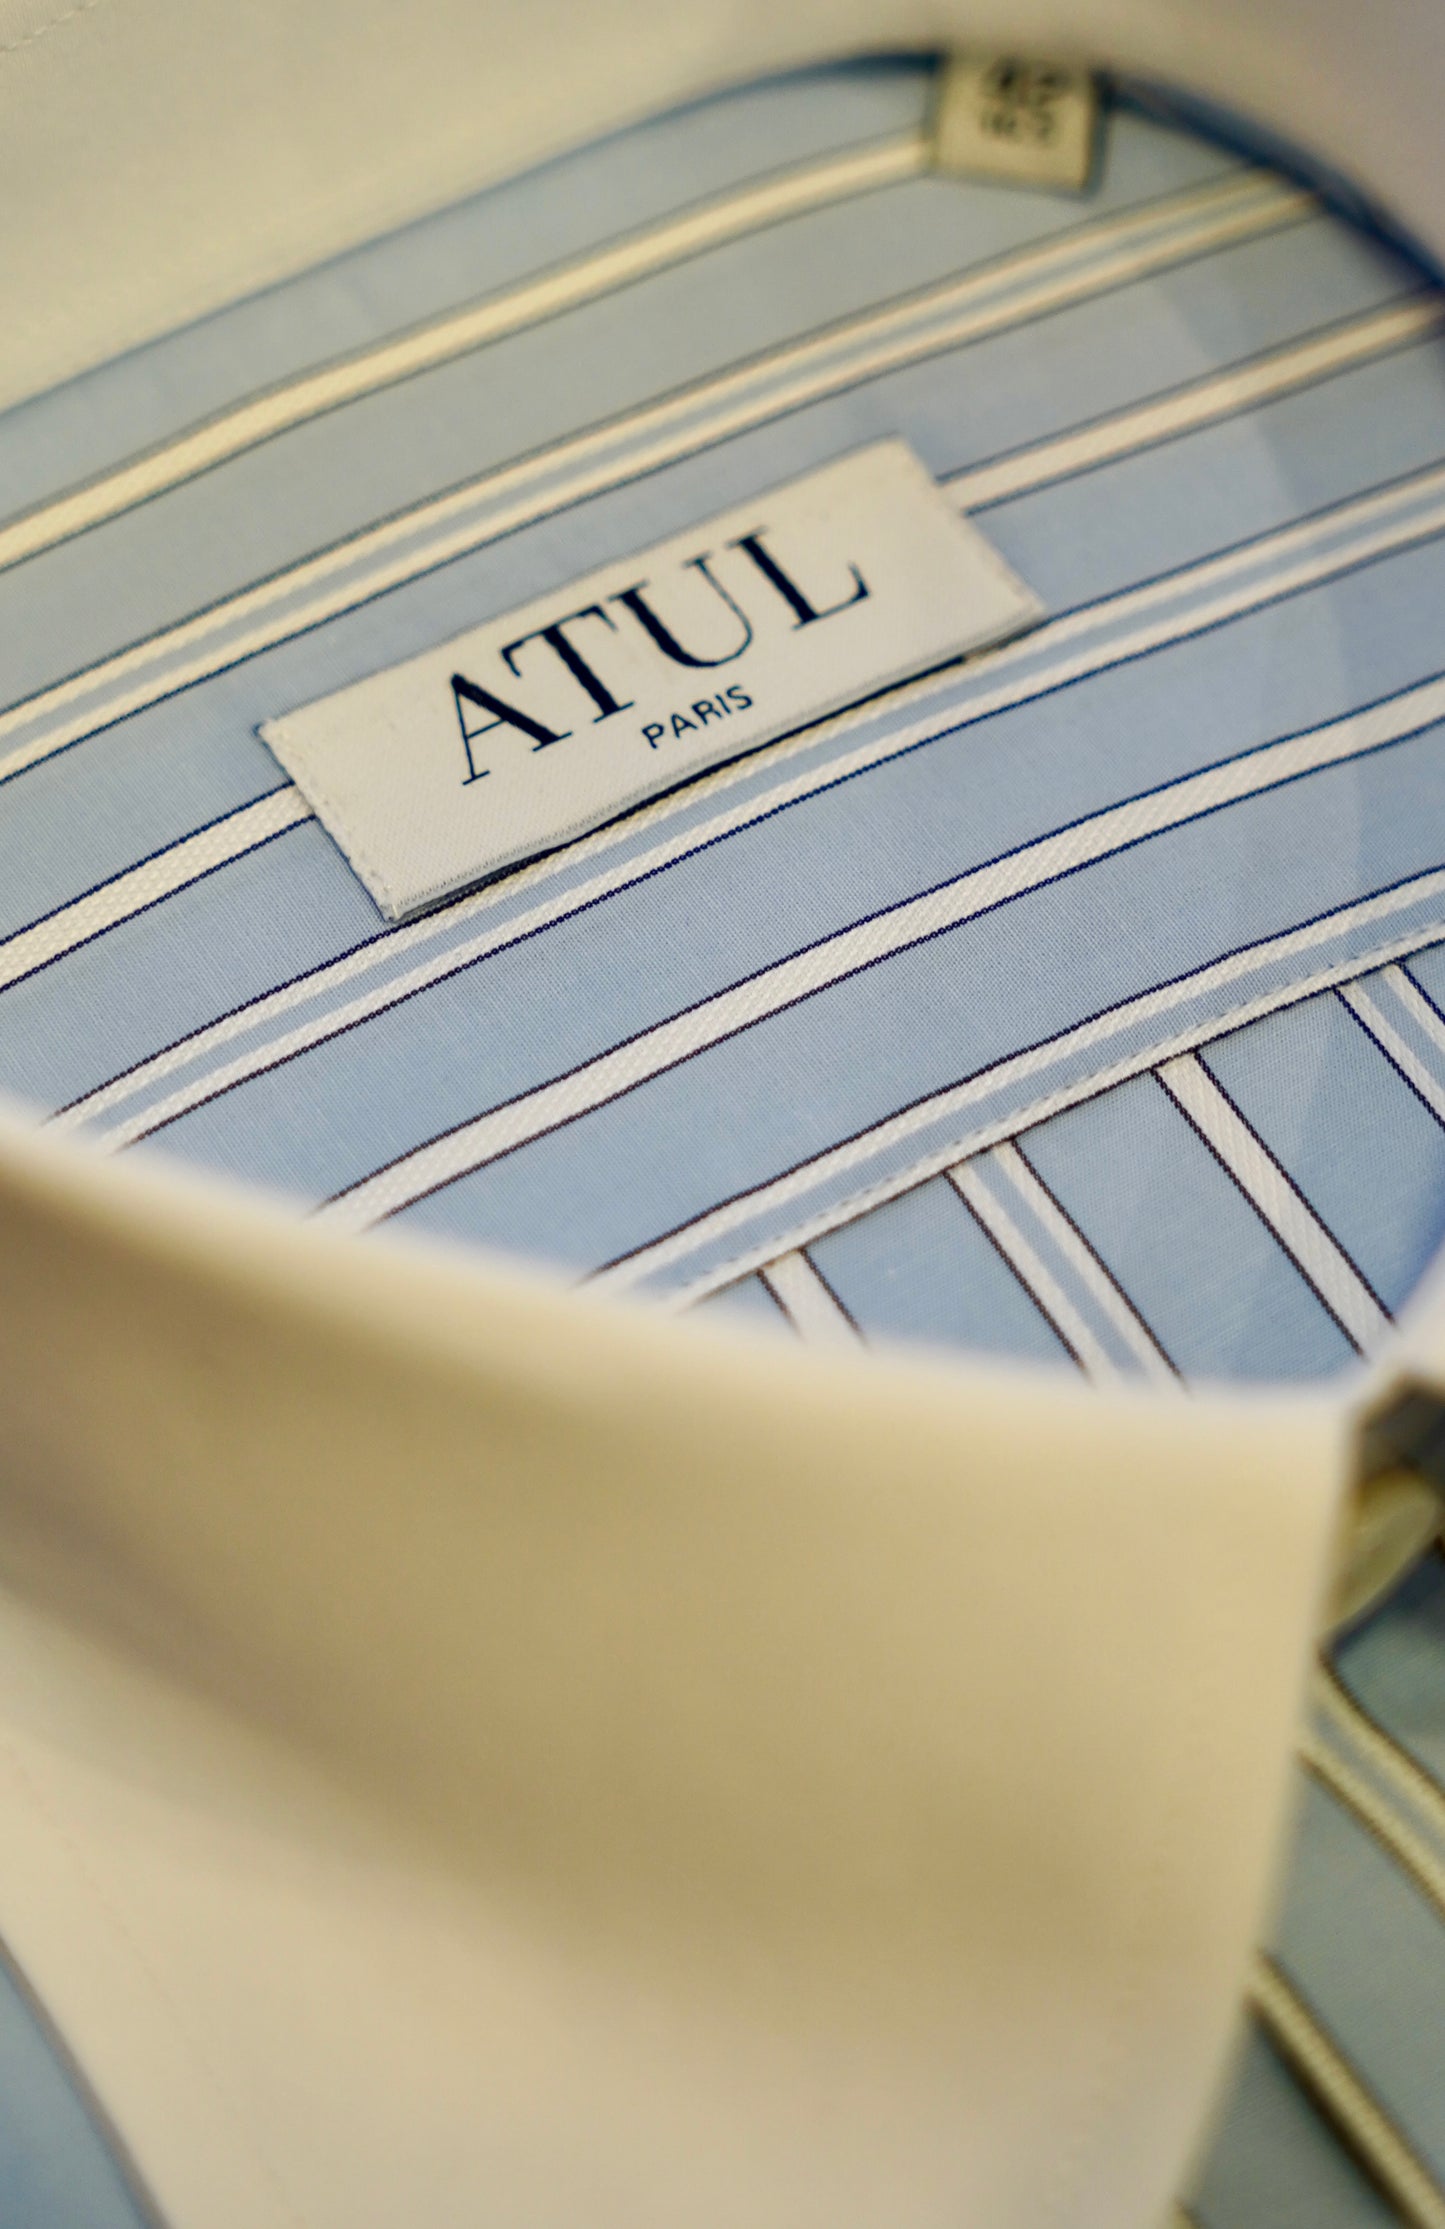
932;53;1100;193
261;442;1041;921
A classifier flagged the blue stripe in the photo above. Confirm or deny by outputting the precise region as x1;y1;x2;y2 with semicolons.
1186;2024;1401;2229
1203;991;1445;1313
0;1951;155;2229
807;1174;1076;1366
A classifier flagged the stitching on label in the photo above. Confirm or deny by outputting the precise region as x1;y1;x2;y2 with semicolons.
270;730;398;918
257;445;1040;924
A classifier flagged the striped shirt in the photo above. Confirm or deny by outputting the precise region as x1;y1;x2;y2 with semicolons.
1;53;1443;2226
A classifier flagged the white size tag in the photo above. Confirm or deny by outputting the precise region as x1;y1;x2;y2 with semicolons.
932;53;1100;192
261;442;1042;921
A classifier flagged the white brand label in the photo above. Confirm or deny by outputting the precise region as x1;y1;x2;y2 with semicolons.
932;53;1100;193
261;442;1041;920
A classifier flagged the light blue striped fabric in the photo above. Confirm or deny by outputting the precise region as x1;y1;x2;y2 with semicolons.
3;53;1445;2225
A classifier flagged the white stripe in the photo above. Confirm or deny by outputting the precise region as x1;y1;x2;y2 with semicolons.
981;1139;1174;1380
49;532;1445;1146
950;294;1445;510
757;1250;862;1347
1156;1051;1390;1351
956;453;1445;674
1304;1722;1445;1925
0;790;310;993
1341;970;1445;1125
1379;962;1445;1056
595;871;1445;1305
1374;962;1445;1059
0;135;928;577
0;171;1308;782
1316;1665;1445;1859
13;296;1435;1006
239;686;1445;1231
947;1157;1121;1378
1251;1957;1445;2229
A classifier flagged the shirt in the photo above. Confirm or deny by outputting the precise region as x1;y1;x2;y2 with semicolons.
0;5;1442;2227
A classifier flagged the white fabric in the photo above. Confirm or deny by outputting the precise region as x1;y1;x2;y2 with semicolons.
0;1110;1342;2229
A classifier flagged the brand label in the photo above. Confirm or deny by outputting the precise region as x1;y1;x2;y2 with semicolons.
932;53;1100;192
261;442;1041;920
